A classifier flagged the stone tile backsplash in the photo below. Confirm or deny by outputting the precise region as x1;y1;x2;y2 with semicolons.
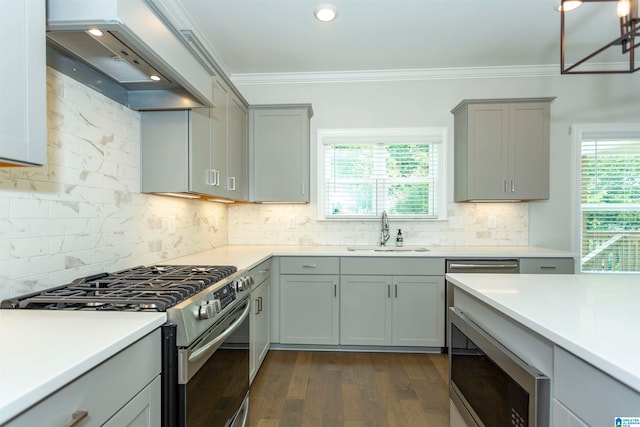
0;68;530;301
228;202;528;246
0;69;228;300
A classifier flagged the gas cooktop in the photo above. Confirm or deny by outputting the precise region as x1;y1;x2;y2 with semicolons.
1;265;237;312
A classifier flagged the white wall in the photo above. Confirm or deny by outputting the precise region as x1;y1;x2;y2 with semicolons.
0;69;228;300
232;71;640;250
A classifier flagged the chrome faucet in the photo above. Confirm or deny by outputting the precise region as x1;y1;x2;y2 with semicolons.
380;210;390;246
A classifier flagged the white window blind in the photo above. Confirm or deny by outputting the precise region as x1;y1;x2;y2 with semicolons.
321;130;442;219
580;135;640;272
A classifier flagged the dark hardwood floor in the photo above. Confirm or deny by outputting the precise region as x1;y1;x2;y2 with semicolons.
248;350;450;427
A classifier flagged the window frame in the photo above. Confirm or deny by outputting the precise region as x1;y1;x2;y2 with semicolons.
317;127;447;221
571;123;640;273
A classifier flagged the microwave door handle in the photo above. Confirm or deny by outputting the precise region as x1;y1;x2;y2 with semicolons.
188;301;251;363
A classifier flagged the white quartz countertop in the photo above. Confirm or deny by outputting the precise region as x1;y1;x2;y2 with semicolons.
0;311;166;424
446;273;640;393
165;244;575;271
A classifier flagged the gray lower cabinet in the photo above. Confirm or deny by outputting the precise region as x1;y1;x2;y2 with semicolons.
250;259;271;383
6;330;161;426
554;346;640;426
0;0;46;167
249;104;313;202
452;98;554;201
280;274;339;345
279;257;339;345
340;274;444;347
520;257;575;274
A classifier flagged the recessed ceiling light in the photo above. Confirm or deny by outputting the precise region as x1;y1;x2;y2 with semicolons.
149;75;161;81
87;29;103;37
314;4;338;22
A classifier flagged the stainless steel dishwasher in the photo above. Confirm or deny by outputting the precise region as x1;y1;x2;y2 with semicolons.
445;259;519;347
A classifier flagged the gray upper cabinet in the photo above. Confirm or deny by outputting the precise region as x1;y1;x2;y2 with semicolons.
140;79;249;201
228;93;248;200
0;0;46;167
249;104;313;202
141;108;213;196
452;98;555;202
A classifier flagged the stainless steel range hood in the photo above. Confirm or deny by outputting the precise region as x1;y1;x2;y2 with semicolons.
46;0;214;111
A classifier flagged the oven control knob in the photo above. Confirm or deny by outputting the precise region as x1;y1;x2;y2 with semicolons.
197;299;221;320
247;276;255;286
234;278;247;292
198;303;215;320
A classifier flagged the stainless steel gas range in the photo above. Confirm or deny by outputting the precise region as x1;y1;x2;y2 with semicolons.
1;264;253;427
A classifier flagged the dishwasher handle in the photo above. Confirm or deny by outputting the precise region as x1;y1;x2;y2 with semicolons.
448;263;519;270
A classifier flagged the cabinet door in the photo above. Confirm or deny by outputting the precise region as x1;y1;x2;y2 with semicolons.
392;276;445;347
280;275;339;345
467;104;508;200
250;106;312;202
509;102;550;200
0;0;46;167
250;278;270;383
189;108;212;195
228;95;248;200
103;376;161;427
340;275;391;346
211;79;229;198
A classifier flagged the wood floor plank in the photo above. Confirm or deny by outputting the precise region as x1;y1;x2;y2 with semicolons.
248;350;450;427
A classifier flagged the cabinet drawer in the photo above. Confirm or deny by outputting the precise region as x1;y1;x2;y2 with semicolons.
341;257;444;275
250;258;271;287
554;346;640;427
520;258;574;274
280;257;339;275
7;330;161;426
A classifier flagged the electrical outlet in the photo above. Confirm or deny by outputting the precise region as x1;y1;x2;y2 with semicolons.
168;216;176;235
488;215;497;229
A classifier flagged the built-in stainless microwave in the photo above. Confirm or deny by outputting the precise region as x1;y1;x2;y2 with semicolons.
449;308;550;427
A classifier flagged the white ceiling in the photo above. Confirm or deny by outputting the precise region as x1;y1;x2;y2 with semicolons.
175;0;628;77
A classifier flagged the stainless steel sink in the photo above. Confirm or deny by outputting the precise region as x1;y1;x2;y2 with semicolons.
346;246;430;252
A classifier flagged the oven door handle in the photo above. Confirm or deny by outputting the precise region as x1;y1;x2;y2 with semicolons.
188;301;251;363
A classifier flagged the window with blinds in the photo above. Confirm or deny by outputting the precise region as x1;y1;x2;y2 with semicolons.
580;134;640;272
318;128;445;219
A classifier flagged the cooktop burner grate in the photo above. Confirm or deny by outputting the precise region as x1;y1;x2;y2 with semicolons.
2;265;237;312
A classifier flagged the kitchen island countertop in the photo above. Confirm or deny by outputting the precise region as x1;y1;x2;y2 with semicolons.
0;311;166;425
446;273;640;393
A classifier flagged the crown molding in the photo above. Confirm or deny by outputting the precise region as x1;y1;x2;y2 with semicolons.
230;64;563;85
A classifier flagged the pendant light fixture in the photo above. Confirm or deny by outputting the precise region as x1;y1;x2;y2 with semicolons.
560;0;639;73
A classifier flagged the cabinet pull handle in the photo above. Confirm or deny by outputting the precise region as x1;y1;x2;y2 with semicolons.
228;176;236;191
301;182;305;195
333;283;337;297
302;264;317;268
258;296;263;313
215;170;220;187
395;284;398;298
503;179;508;193
511;179;515;192
64;410;88;427
255;298;260;314
539;266;557;270
258;269;270;274
387;284;391;298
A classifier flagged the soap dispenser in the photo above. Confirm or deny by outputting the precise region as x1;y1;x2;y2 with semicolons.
396;229;404;247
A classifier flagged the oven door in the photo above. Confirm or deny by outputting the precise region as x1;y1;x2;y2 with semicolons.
449;307;550;427
177;296;250;427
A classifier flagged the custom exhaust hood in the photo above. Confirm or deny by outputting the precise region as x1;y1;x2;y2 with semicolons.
46;0;215;111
